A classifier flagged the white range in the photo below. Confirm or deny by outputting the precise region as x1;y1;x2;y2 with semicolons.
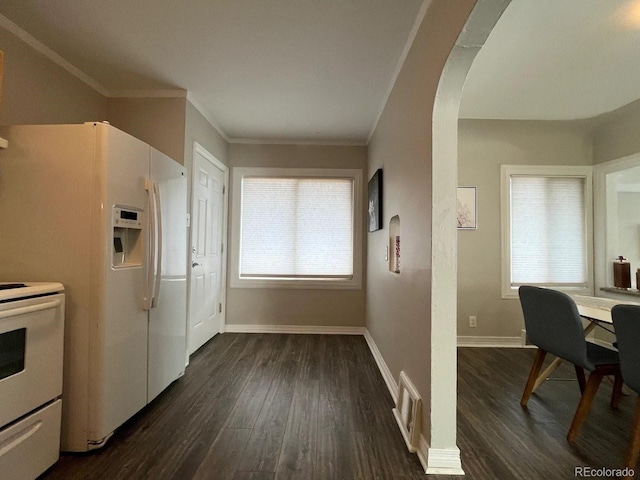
0;282;65;480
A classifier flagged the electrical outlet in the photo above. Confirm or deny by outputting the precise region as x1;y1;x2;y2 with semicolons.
469;316;477;328
384;246;389;261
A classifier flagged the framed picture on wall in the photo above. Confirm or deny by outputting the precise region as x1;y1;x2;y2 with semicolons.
457;186;477;230
368;169;383;232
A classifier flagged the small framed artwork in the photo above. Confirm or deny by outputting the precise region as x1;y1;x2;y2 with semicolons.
368;169;383;232
457;186;477;230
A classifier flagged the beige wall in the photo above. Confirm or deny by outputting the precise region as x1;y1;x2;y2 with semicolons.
0;26;106;125
366;0;475;443
226;143;367;327
592;99;640;165
457;120;593;338
106;97;187;164
184;101;228;167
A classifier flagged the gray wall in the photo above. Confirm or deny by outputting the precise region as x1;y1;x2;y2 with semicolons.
592;99;640;165
457;120;593;338
366;0;475;441
226;143;367;327
0;25;106;125
106;97;187;164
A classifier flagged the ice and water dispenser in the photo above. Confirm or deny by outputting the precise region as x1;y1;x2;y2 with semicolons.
112;206;144;268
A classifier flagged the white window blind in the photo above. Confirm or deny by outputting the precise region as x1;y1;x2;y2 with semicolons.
239;177;354;278
510;175;587;286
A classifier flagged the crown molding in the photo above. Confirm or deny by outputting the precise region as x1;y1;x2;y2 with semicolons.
366;0;429;145
0;14;111;97
228;137;367;147
186;92;230;143
110;89;187;98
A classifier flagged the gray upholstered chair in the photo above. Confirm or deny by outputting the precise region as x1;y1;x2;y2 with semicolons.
518;285;622;442
612;304;640;474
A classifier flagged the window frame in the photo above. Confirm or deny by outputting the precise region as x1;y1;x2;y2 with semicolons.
230;167;363;290
500;165;594;299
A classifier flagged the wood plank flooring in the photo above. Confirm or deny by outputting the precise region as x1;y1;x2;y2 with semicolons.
40;336;637;479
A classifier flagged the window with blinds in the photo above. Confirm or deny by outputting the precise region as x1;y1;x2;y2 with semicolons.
231;168;363;289
501;165;593;297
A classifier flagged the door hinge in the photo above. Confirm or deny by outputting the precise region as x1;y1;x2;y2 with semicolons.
221;243;224;254
219;303;222;313
222;185;226;194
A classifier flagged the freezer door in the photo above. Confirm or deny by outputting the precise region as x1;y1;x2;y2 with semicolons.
88;124;149;445
148;148;188;402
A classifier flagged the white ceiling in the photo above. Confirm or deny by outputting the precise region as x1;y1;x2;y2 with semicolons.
2;1;640;142
0;0;424;144
460;0;640;121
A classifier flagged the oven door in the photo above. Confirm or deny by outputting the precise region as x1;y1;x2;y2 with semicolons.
0;293;64;428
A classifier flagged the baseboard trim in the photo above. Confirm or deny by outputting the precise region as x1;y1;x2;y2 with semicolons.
223;324;365;335
363;328;465;476
457;335;531;348
363;328;398;403
423;442;465;475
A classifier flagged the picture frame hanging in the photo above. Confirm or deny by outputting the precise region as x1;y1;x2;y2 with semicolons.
457;186;477;230
368;169;383;232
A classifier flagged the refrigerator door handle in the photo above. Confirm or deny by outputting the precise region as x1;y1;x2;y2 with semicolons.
151;182;163;308
143;178;156;311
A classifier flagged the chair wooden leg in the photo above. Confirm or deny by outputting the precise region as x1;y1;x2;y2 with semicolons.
611;372;624;409
625;396;640;474
574;366;586;395
521;349;547;407
567;369;604;443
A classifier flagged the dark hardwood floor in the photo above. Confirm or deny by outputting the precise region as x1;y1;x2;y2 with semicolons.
40;335;637;480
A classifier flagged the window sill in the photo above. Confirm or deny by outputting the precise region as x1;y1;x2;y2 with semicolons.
600;287;640;298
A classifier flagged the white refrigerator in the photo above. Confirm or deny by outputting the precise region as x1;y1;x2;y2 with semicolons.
0;122;188;451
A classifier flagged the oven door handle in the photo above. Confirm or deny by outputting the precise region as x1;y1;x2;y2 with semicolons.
0;420;42;457
0;299;62;320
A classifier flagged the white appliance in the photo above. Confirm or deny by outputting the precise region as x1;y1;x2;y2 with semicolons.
0;282;65;480
0;123;188;452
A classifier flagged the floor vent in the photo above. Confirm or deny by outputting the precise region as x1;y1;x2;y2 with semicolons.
392;371;422;453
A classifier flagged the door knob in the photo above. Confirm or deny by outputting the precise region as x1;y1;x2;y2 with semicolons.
192;262;201;268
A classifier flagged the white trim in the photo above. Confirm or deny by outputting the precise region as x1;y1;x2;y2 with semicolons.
366;0;429;145
228;137;366;147
224;324;365;335
0;14;111;96
500;164;594;299
186;93;231;143
363;328;398;403
111;89;187;98
457;336;530;348
593;152;640;295
194;142;229;335
229;167;363;290
187;143;229;354
424;446;465;476
364;328;464;475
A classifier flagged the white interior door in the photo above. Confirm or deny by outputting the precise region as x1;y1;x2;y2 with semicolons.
188;144;227;355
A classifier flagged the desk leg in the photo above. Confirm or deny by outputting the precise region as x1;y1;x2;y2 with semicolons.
531;322;598;393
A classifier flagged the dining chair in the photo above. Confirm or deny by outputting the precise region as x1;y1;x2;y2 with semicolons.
518;285;623;442
611;304;640;474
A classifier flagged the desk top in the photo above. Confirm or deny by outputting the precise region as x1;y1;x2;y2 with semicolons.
572;295;640;323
